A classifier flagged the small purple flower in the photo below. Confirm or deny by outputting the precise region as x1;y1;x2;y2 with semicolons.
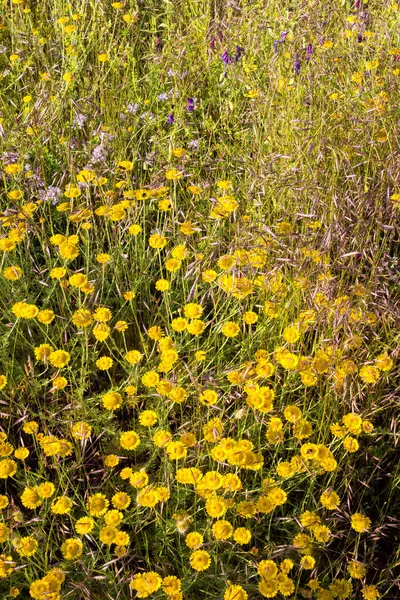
294;58;301;74
166;113;175;125
221;51;231;65
210;37;216;50
306;44;313;60
234;46;244;61
273;40;279;53
186;98;195;113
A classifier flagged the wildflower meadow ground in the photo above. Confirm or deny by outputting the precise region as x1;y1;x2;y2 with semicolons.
0;0;399;598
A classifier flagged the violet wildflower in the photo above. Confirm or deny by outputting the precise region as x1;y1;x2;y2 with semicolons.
166;113;175;125
234;46;244;61
186;98;195;112
221;51;231;65
294;58;301;74
306;44;313;60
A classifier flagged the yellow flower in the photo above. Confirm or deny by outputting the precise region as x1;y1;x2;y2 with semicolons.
189;549;211;571
75;517;95;535
3;265;22;281
36;309;55;324
102;391;123;410
120;431;140;450
149;233;167;249
130;572;162;598
51;496;73;514
61;538;83;560
87;493;109;517
350;512;371;533
96;356;113;370
0;459;17;479
165;169;183;181
48;349;70;368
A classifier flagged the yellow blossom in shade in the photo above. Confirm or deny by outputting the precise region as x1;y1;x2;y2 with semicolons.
343;436;359;453
224;585;248;600
186;319;206;335
125;350;143;365
130;572;162;598
115;320;128;332
359;365;380;384
37;309;55;324
347;560;366;579
34;344;53;361
362;420;374;433
71;421;92;440
72;309;93;328
374;352;393;371
329;579;352;599
166;441;187;460
0;459;17;479
233;527;252;544
130;471;149;489
0;524;10;542
258;578;278;598
51;376;68;391
361;585;379;600
162;576;182;596
0;495;9;510
350;513;371;533
0;555;14;578
283;325;300;343
51;496;73;514
22;421;38;434
12;301;39;319
14;447;29;460
156;279;170;291
93;323;111;341
112;491;131;509
48;349;70;368
3;265;22;280
120;431;140;450
280;559;294;574
189;549;211;571
149;233;168;249
139;410;158;426
96;356;113;370
87;493;109;517
212;519;233;540
61;538;83;560
185;532;203;549
37;482;55;498
93;307;112;322
221;321;240;337
104;454;120;467
123;290;136;301
75;517;95;535
153;430;173;447
13;536;38;557
300;555;316;570
0;376;7;391
128;224;142;235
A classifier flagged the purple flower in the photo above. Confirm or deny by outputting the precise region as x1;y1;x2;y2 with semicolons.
221;51;231;65
307;44;313;60
234;46;244;61
294;58;301;74
186;98;195;112
166;113;175;125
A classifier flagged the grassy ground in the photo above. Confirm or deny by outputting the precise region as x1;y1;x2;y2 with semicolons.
0;0;399;598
